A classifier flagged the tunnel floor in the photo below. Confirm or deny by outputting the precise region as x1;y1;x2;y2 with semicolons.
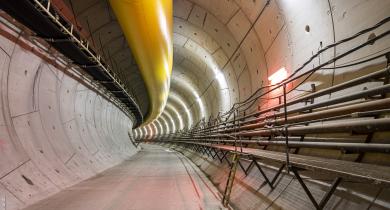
22;144;226;210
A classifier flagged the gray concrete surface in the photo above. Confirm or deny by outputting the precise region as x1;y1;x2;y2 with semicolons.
172;145;390;210
134;0;390;136
1;0;390;209
0;26;138;209
22;144;226;210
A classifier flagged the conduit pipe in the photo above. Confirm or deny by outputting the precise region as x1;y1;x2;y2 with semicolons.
219;98;390;133
197;67;390;133
220;118;390;137
109;0;173;125
171;117;390;139
157;140;390;153
195;82;390;134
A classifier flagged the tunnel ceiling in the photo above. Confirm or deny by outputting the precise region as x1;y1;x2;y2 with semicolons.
0;0;389;208
66;0;252;134
114;0;271;135
140;0;390;137
152;0;260;135
62;0;389;137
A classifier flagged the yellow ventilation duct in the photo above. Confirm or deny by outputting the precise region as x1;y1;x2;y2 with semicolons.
109;0;173;126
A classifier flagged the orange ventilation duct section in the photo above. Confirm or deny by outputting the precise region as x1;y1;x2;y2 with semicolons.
109;0;173;126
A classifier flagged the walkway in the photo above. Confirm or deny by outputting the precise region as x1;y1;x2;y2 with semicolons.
23;144;226;210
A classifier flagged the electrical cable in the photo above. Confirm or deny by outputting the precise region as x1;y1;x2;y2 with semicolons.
184;17;390;133
239;51;389;113
222;28;390;120
225;17;390;112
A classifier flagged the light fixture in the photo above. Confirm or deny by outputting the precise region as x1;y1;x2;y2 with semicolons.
268;67;288;85
160;116;170;134
156;119;164;135
164;112;176;132
169;93;193;128
166;104;184;130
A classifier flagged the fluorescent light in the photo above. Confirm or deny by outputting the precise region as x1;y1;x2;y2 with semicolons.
268;67;287;85
169;93;193;128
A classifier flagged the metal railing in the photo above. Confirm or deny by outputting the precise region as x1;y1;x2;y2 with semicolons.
136;16;390;209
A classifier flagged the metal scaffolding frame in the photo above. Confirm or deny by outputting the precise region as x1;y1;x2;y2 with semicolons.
146;59;390;208
0;0;144;127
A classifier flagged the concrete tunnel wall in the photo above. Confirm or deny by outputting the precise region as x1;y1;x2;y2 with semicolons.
0;23;138;209
0;0;390;209
154;0;390;209
141;0;390;137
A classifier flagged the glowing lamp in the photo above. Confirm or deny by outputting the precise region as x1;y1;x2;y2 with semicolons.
268;67;287;85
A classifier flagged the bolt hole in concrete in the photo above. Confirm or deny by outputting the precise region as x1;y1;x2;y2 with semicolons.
21;175;34;186
305;25;310;33
368;33;377;45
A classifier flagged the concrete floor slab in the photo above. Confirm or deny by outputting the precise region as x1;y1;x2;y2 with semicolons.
22;144;227;210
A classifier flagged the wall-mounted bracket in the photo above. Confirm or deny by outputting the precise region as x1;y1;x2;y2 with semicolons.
291;166;342;210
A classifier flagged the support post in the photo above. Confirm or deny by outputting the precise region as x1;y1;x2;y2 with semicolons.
222;153;239;207
283;84;290;172
291;167;342;210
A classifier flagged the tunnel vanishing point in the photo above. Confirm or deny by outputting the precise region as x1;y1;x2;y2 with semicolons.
0;0;390;210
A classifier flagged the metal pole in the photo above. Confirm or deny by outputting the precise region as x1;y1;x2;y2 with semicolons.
283;84;290;172
234;110;237;152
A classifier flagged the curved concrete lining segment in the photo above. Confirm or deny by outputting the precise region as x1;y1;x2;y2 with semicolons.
166;103;184;131
169;92;193;129
0;26;138;209
163;111;176;133
171;76;207;121
1;0;390;209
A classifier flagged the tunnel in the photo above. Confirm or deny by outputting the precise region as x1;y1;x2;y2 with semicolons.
0;0;389;209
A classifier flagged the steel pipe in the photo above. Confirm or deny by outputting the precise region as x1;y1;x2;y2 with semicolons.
157;140;390;153
195;68;390;133
222;98;390;132
189;84;390;136
238;118;390;137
